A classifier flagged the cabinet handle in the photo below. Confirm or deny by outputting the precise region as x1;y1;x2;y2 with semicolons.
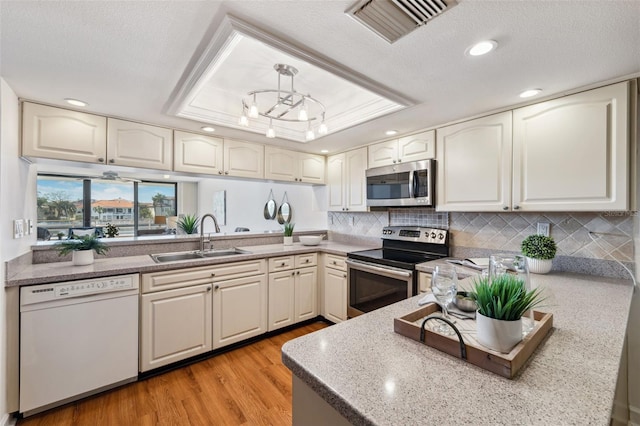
397;159;401;162
291;272;295;276
392;160;397;164
503;206;509;211
305;259;309;263
343;274;347;278
332;261;337;265
513;205;520;210
218;171;223;175
109;159;115;164
97;157;104;163
224;171;229;175
207;286;212;292
210;273;216;277
281;262;285;266
296;271;300;275
214;284;220;290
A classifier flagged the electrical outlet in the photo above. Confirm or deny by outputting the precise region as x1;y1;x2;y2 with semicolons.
27;219;33;235
13;219;24;239
537;222;550;236
348;216;355;227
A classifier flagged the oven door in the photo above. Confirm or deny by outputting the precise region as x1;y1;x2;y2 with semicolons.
346;259;414;318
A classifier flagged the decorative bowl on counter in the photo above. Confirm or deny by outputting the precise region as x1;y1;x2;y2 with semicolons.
299;235;324;246
453;291;477;312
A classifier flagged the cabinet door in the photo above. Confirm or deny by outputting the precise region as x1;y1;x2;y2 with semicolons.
298;153;326;184
268;271;296;331
324;267;347;323
398;130;435;162
107;118;173;170
368;140;398;168
264;146;297;182
21;102;107;163
345;147;368;211
327;153;346;211
223;139;264;179
436;111;513;212
173;130;223;175
140;284;212;372
295;267;318;322
513;82;630;211
213;274;267;349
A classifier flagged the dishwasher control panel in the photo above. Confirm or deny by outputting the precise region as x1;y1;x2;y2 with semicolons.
21;274;139;306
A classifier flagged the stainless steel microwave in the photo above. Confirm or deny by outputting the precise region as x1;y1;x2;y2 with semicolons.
366;159;435;207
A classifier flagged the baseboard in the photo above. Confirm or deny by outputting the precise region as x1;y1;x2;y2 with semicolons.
612;399;630;426
630;403;640;425
1;413;17;426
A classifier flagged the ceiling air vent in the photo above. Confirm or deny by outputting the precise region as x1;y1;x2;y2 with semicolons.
346;0;457;43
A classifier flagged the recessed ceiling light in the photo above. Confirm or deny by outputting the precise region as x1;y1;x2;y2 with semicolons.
163;175;171;179
201;126;215;132
65;98;88;107
520;89;542;98
466;40;498;56
385;130;398;136
320;149;329;154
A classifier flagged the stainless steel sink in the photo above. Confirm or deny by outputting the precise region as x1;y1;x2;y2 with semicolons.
150;248;251;263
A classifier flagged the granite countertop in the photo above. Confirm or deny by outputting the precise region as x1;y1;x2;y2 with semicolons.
6;241;375;287
282;272;634;426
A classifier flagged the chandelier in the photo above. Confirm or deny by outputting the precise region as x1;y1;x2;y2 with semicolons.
238;64;328;141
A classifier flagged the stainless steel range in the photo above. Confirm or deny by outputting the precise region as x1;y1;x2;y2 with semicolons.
346;226;449;317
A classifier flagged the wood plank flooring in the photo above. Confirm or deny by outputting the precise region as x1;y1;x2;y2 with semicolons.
18;321;328;426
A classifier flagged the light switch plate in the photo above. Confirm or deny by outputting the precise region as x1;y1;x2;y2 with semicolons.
537;222;550;236
13;219;24;239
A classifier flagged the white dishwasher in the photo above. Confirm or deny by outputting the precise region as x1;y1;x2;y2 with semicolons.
20;274;139;417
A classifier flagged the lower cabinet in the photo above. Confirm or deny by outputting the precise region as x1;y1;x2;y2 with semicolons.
140;283;212;372
213;273;268;349
323;254;347;323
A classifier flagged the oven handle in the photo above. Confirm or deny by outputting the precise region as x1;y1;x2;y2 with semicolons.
346;259;412;279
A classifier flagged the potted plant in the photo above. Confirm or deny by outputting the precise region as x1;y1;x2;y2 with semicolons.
177;214;199;234
105;223;119;238
55;234;110;266
283;222;295;246
471;274;545;353
521;234;557;274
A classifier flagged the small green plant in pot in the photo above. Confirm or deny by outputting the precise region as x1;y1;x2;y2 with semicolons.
471;274;545;353
521;234;557;274
55;234;110;266
283;222;295;246
177;214;200;234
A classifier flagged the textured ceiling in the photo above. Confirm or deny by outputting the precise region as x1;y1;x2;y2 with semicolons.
1;0;639;155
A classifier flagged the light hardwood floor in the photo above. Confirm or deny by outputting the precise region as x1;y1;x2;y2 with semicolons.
18;321;328;426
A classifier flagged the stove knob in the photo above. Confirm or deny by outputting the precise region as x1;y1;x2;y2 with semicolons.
438;233;445;240
430;232;436;239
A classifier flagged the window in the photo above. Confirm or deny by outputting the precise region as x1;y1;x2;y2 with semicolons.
37;175;177;240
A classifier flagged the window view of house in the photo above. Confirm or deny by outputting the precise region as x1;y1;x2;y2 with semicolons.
37;175;177;239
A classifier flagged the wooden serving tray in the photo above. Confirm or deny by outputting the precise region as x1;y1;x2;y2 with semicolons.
394;304;553;379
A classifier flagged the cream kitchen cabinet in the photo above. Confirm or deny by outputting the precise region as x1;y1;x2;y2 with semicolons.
268;254;318;331
368;130;435;168
512;81;633;211
223;138;264;179
436;111;513;212
21;102;107;164
106;118;173;170
173;130;224;175
264;147;325;184
140;283;212;372
327;147;368;211
323;254;347;323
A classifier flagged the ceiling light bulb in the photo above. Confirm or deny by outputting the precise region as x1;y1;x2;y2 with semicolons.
298;99;308;121
238;113;249;127
65;98;88;107
305;128;315;141
248;94;259;118
266;120;276;138
467;40;498;56
385;130;398;136
318;122;328;135
201;126;215;132
520;89;542;98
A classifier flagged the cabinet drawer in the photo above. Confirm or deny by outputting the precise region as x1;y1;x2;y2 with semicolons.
142;259;266;293
295;253;317;268
325;254;347;271
269;256;295;272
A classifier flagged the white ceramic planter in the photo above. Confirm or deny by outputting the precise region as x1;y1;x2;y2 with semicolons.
283;236;293;246
476;311;522;353
526;257;553;274
72;250;94;266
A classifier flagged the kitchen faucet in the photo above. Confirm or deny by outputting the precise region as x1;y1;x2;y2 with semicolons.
200;213;221;252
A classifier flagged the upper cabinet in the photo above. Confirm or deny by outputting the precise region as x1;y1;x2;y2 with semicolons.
22;102;107;164
512;81;632;211
107;118;173;171
223;139;264;179
327;147;368;211
437;81;635;212
264;147;325;184
368;130;435;168
436;112;513;212
174;130;224;175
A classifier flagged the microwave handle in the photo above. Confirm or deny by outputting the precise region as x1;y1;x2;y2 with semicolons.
409;170;418;198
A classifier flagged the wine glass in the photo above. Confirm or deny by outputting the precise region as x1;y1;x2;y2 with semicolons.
431;265;458;335
489;253;534;336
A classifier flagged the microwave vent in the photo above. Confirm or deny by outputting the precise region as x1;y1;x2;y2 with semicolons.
346;0;458;43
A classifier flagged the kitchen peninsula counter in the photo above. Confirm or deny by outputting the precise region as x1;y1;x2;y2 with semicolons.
282;272;633;426
5;241;375;287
